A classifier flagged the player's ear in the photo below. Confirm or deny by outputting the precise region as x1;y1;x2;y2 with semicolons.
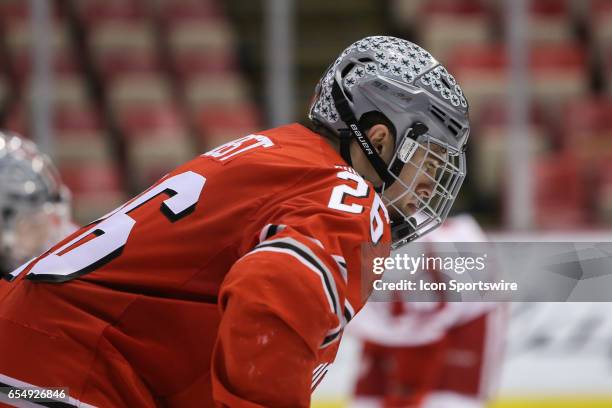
367;124;394;163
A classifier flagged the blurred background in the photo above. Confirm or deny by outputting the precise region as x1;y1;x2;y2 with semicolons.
1;0;612;231
1;0;612;406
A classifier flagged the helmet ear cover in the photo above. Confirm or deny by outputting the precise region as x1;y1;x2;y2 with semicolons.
388;122;429;178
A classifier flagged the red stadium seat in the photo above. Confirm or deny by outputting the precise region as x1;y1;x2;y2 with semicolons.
60;162;122;194
54;105;102;132
89;21;156;67
0;0;64;22
59;162;126;223
183;73;249;114
562;98;612;161
157;0;221;23
167;20;237;77
389;0;428;27
472;101;551;199
53;105;112;166
117;104;194;191
2;103;28;135
117;104;184;137
96;51;161;80
448;43;587;117
447;45;507;118
419;0;491;64
530;43;588;107
173;51;236;78
527;0;573;45
5;20;70;62
23;73;90;108
198;103;261;148
591;0;612;49
107;73;174;112
11;50;80;83
533;153;589;228
3;103;111;166
76;0;148;24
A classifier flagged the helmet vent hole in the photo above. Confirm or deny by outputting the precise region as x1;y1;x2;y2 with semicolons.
430;104;461;136
450;118;462;130
341;63;355;77
429;104;446;123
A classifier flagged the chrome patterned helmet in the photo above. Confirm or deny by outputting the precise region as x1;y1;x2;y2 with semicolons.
0;131;71;275
308;36;470;249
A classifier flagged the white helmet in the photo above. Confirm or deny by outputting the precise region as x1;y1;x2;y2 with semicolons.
309;36;470;249
0;131;71;275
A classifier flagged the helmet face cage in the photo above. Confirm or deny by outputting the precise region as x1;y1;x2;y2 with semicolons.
308;36;470;249
382;132;466;250
0;132;70;273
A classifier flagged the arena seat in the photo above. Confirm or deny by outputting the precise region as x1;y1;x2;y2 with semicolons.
530;43;588;109
472;101;550;199
419;0;491;64
0;0;64;22
4;20;70;76
562;97;612;161
527;0;574;45
448;43;588;117
447;45;507;118
76;0;148;24
534;153;589;228
591;0;612;49
198;103;261;149
11;50;80;84
53;105;112;166
95;49;161;81
89;21;157;73
388;0;428;27
117;104;194;190
23;73;89;108
107;73;174;113
167;20;237;77
184;73;249;115
157;0;221;23
59;162;126;223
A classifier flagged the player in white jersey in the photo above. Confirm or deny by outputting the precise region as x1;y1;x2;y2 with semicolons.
348;215;507;408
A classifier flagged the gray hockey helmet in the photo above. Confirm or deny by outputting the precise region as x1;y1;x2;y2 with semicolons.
309;36;470;249
0;131;70;275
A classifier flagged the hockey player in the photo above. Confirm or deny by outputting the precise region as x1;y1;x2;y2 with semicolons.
0;36;469;407
0;132;73;278
349;215;506;408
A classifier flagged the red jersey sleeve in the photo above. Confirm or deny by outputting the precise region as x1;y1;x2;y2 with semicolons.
211;166;391;407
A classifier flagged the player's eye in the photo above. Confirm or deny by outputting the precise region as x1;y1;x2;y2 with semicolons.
425;160;438;172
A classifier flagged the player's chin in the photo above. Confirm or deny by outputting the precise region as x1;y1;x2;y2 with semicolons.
388;203;418;225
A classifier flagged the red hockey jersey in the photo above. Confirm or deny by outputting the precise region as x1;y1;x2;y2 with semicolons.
0;124;390;407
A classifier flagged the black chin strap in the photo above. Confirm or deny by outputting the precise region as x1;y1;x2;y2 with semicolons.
331;81;396;186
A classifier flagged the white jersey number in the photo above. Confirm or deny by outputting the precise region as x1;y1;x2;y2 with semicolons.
328;171;389;244
12;171;206;282
328;171;369;214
